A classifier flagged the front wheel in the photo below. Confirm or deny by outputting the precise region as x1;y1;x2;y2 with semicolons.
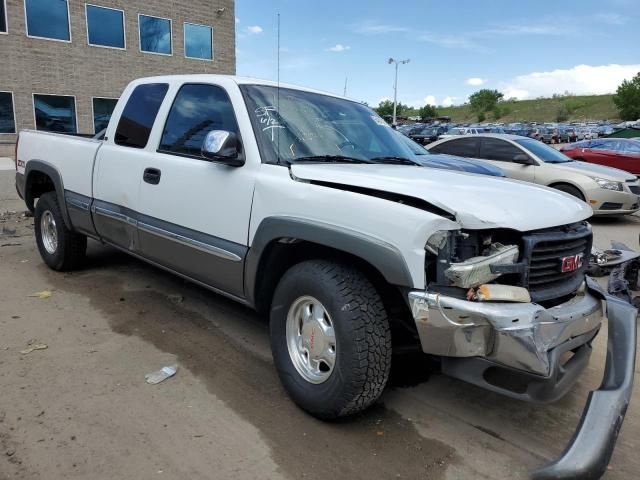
270;260;392;419
34;192;87;271
553;184;585;202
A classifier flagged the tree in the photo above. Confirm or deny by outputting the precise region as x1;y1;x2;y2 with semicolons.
469;89;504;122
375;100;410;118
418;104;438;120
613;72;640;121
556;104;569;122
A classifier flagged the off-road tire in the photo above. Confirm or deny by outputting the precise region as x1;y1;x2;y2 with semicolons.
34;192;87;271
270;260;392;419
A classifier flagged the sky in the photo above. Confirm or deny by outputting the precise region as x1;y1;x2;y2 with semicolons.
235;0;639;108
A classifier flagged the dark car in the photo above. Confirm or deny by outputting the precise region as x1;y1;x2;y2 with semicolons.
397;123;425;137
560;139;640;175
563;127;578;143
409;126;446;145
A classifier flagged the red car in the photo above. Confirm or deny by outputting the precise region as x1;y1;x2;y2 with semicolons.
560;139;640;175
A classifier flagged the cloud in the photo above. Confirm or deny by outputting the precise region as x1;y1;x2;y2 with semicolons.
235;17;240;24
246;25;263;34
441;96;460;107
465;77;486;86
594;13;627;25
328;44;350;52
351;21;409;34
482;23;570;36
418;33;480;50
499;64;640;100
424;95;437;105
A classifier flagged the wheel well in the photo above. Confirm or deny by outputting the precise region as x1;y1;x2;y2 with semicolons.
253;239;418;345
26;170;56;210
549;182;585;201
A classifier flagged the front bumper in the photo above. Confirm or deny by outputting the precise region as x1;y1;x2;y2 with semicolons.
408;283;603;380
409;278;637;480
586;186;640;215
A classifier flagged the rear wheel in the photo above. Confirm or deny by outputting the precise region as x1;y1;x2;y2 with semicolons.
553;184;585;202
34;192;87;271
270;260;392;419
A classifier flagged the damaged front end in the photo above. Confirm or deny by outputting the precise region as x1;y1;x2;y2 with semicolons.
408;223;637;479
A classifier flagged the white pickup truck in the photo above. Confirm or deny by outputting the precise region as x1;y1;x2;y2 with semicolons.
15;75;636;479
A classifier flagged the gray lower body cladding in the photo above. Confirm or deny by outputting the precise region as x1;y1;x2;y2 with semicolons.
65;192;247;298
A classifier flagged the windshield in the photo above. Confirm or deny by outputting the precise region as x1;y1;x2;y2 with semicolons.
396;132;429;155
240;85;415;164
515;138;572;163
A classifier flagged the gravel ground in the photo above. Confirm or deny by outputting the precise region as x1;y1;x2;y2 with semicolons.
1;170;639;480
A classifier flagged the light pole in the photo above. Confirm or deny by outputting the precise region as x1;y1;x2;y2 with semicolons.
388;57;410;125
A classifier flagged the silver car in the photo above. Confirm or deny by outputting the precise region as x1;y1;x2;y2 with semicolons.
427;134;640;216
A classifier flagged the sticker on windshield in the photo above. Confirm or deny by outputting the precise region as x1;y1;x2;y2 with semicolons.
255;106;285;141
371;115;387;126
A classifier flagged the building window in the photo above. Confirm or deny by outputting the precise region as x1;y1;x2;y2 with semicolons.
86;4;125;49
184;23;213;61
138;14;172;55
92;97;118;134
1;0;7;34
0;92;16;134
160;84;238;157
115;83;168;148
33;94;76;133
25;0;71;42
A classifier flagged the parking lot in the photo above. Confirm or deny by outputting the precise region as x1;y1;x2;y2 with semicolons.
1;168;640;480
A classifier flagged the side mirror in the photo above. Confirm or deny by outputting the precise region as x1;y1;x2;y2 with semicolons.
201;130;244;167
512;154;533;165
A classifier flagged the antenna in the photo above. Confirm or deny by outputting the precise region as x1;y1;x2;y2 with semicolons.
343;76;348;97
276;12;281;165
277;13;280;89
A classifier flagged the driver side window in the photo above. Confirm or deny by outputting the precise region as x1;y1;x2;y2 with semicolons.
159;83;239;158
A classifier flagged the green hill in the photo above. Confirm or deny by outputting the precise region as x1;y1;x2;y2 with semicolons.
412;94;619;123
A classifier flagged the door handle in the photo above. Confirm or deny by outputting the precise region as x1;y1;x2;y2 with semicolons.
143;168;161;185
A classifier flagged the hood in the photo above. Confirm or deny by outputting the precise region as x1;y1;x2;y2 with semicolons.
551;160;636;181
424;154;505;177
291;164;592;231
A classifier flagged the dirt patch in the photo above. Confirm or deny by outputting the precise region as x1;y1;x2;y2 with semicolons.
48;268;457;480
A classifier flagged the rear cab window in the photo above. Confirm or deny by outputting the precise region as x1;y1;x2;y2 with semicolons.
159;83;240;158
115;83;169;148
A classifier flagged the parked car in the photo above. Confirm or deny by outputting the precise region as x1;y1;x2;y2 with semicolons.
14;75;636;479
529;128;545;141
397;123;424;137
539;128;558;144
564;127;578;143
439;126;483;139
560;139;640;176
428;134;640;215
409;125;446;145
397;133;505;176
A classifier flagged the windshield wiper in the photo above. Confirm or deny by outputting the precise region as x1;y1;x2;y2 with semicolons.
288;155;374;165
370;156;420;166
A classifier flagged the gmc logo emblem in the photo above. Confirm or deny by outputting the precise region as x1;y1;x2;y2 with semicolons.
561;254;584;273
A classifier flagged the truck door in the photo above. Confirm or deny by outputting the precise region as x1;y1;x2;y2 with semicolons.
137;82;257;298
92;82;170;251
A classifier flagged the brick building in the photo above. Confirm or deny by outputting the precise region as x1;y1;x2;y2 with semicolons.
0;0;236;157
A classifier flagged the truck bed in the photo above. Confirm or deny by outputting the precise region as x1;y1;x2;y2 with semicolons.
17;130;101;198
